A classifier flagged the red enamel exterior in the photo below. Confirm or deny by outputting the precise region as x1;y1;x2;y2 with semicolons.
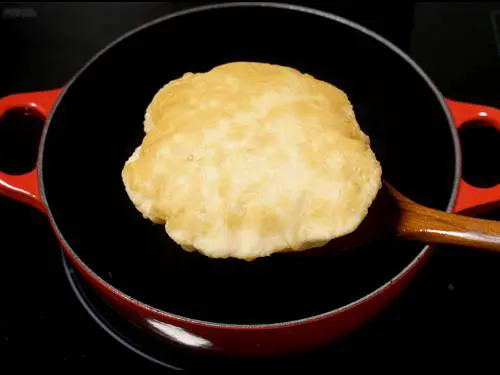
0;90;499;357
445;99;500;215
0;89;60;213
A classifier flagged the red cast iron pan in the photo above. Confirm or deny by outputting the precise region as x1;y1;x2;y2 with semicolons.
0;3;499;357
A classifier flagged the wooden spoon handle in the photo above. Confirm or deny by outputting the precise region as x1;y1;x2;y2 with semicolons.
397;202;500;251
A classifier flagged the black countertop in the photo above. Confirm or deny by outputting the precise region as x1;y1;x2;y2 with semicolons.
1;2;499;372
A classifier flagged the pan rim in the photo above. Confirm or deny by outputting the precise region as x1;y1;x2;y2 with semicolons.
37;2;461;329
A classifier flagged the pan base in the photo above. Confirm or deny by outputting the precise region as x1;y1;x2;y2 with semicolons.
61;249;408;370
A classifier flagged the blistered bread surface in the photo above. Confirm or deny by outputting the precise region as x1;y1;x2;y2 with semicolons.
122;62;382;260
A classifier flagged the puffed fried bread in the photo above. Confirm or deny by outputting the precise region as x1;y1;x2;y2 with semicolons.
122;62;382;260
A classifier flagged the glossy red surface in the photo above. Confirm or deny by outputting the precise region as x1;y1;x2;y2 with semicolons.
445;99;500;215
0;89;60;213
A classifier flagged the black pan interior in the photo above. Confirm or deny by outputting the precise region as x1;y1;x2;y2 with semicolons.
41;5;457;325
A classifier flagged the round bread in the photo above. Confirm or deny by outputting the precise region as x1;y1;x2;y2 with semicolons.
121;62;382;260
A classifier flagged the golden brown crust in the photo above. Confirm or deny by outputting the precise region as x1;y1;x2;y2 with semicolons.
122;62;382;260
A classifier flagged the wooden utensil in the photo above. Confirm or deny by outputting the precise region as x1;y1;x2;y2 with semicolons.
328;182;500;252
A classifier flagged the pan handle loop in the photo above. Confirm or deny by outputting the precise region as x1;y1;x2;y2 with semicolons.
445;99;500;214
0;89;61;213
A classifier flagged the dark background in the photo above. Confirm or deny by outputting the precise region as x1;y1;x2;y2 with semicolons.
1;2;499;372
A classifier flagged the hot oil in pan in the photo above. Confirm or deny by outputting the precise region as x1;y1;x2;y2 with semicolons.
112;215;423;325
